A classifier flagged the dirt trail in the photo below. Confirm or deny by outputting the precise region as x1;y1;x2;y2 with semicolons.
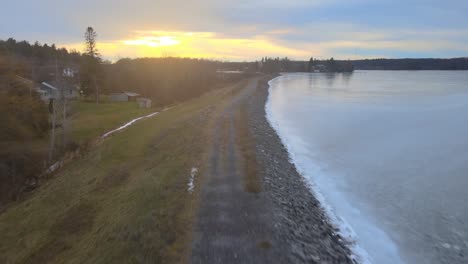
191;76;354;264
191;77;288;263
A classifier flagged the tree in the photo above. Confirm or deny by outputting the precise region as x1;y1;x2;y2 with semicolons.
0;60;49;201
308;57;314;72
327;57;337;72
82;27;102;103
84;27;99;58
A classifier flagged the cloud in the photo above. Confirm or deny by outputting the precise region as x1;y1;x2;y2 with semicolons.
252;23;468;59
59;22;468;61
2;0;468;59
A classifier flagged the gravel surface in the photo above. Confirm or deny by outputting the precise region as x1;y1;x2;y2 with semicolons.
246;76;356;264
191;75;356;264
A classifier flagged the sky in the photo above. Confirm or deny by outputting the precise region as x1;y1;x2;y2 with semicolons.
1;0;468;61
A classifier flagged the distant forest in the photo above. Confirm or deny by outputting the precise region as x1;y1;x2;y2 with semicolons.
0;38;249;105
105;57;247;105
256;57;468;72
0;38;82;82
265;57;468;72
351;58;468;70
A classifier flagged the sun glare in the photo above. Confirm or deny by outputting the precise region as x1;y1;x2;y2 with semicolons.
123;36;180;47
63;30;313;61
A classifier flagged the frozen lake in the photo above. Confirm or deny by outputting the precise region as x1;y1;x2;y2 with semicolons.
266;71;468;264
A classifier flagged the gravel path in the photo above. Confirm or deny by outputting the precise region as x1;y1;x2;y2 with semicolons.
191;76;355;264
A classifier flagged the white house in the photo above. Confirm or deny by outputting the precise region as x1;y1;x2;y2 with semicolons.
39;82;79;102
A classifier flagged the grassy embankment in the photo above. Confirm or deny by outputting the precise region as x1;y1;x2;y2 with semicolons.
0;81;246;263
10;101;154;151
69;101;156;143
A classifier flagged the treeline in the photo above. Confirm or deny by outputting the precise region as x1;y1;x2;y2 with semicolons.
258;57;354;73
1;37;251;104
308;57;354;72
257;57;468;72
351;58;468;70
104;57;245;106
0;54;49;203
0;38;82;82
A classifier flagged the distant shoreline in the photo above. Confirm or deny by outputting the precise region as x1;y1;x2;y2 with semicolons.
261;57;468;73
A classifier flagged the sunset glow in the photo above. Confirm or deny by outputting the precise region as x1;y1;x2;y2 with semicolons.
8;0;465;60
62;27;468;62
123;36;180;47
63;30;316;61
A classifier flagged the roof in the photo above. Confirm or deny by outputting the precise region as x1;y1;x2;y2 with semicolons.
41;82;58;90
216;70;243;74
124;92;140;97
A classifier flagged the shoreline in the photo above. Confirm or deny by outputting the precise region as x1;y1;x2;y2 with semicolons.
245;75;355;263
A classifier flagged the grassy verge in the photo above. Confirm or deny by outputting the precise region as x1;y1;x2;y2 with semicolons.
235;103;261;193
0;82;242;263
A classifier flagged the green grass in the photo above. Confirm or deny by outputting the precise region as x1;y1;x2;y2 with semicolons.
69;101;156;143
0;84;240;263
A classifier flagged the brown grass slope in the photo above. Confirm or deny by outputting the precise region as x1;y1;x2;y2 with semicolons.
0;80;246;264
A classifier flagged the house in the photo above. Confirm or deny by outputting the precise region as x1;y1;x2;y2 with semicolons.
5;76;79;103
109;92;141;102
125;92;140;101
62;68;77;78
109;93;128;102
312;64;327;72
39;82;58;101
216;69;244;80
39;81;79;102
136;97;152;108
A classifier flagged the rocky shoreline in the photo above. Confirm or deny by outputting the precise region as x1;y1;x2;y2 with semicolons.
246;75;356;263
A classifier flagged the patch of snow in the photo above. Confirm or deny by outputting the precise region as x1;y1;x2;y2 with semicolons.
188;167;198;193
101;112;159;138
101;107;171;139
46;161;63;174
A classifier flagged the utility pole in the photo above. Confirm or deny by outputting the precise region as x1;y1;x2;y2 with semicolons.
49;55;69;164
49;98;56;164
94;76;99;104
29;61;34;97
56;56;60;83
58;56;69;152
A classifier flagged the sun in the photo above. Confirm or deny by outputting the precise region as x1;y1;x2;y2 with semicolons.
123;36;181;48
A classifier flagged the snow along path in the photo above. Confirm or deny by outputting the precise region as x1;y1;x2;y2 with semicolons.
101;108;170;139
188;167;198;193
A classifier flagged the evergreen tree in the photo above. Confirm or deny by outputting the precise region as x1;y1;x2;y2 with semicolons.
84;27;99;58
82;27;102;103
308;57;314;72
